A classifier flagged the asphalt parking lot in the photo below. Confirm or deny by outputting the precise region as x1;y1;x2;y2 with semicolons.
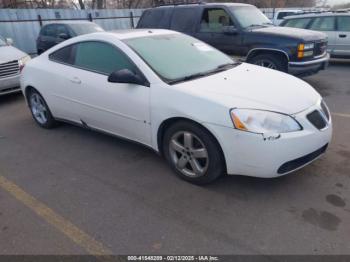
0;60;350;256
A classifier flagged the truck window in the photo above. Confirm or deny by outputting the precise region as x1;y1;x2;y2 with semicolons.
170;8;197;33
200;8;234;33
137;8;172;29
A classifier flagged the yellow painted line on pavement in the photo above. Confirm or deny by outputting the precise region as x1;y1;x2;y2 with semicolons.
0;175;113;256
332;112;350;118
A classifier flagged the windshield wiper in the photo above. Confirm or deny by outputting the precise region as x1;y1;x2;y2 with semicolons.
216;62;241;70
168;72;207;85
263;22;274;26
168;62;241;85
246;24;268;29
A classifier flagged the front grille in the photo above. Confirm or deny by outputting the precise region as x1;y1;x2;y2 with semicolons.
0;60;20;78
277;144;328;174
307;110;327;130
314;41;327;57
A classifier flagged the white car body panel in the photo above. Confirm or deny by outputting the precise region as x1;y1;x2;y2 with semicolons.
21;30;332;178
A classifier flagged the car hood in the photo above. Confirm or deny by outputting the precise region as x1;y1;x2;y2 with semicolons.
175;63;320;115
251;26;327;42
0;45;27;64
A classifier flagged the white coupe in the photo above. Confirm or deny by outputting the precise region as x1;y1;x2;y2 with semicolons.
21;30;332;184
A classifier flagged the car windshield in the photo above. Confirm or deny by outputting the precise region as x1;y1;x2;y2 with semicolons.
230;6;272;28
70;23;104;35
123;34;237;84
0;37;6;46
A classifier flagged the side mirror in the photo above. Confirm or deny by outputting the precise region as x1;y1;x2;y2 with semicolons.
58;33;69;40
108;69;148;86
223;26;238;35
5;38;13;45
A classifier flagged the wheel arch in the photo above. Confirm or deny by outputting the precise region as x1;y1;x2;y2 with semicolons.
156;117;227;172
24;85;36;104
246;48;290;63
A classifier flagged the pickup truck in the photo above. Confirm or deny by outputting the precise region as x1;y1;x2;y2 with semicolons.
137;3;330;77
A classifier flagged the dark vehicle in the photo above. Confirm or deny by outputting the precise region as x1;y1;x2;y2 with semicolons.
280;13;350;59
137;3;330;77
37;21;104;54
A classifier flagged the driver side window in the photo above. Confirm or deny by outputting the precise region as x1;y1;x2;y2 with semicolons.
200;8;234;33
74;41;137;75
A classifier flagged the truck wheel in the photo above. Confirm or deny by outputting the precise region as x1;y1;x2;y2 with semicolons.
249;54;287;72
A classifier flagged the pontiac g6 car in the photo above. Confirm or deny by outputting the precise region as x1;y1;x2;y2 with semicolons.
21;30;332;184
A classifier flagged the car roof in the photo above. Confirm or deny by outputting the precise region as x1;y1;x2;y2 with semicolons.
89;29;180;40
285;12;350;20
276;9;302;13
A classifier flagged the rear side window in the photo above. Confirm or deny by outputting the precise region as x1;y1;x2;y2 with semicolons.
200;8;234;33
170;8;197;33
74;41;136;75
49;45;75;64
41;25;56;37
137;8;172;28
337;16;350;31
282;18;312;28
309;17;336;31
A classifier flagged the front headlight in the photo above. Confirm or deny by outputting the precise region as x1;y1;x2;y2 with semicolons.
298;43;314;58
230;109;302;134
18;55;31;72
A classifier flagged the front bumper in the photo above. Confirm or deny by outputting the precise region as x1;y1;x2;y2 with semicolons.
288;54;330;77
0;74;21;96
204;103;332;178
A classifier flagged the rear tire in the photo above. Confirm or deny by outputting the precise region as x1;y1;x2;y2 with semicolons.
163;121;225;185
27;89;56;129
248;54;287;72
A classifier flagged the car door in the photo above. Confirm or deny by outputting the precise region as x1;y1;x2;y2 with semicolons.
68;41;151;145
47;43;83;123
335;16;350;57
194;7;243;56
308;16;337;55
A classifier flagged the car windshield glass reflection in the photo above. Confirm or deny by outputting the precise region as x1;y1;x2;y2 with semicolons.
124;34;239;84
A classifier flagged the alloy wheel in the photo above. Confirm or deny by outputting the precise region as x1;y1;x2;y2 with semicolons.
169;131;209;178
254;60;277;69
30;93;48;125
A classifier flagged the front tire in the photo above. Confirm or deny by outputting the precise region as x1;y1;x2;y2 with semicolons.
28;89;56;129
248;54;287;72
163;121;225;185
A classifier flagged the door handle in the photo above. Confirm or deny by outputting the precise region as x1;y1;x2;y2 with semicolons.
339;34;347;38
70;77;81;84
